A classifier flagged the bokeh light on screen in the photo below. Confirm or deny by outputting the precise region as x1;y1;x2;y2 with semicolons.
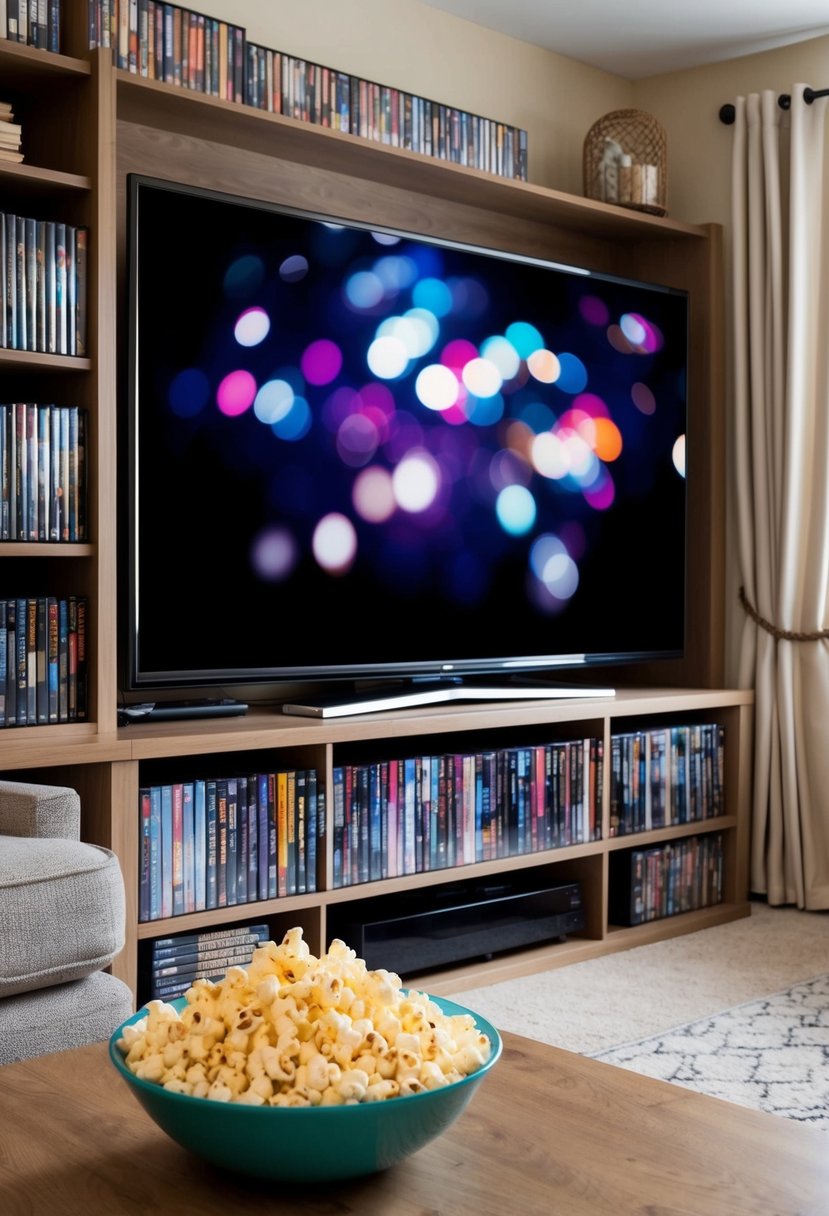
376;312;437;359
223;254;265;298
368;334;410;379
529;533;579;611
555;353;589;394
465;392;504;426
462;357;502;398
272;396;312;441
496;484;536;535
579;295;611;326
374;255;419;295
301;338;343;385
371;230;402;246
413;276;453;317
251;526;297;581
620;312;664;354
345;270;385;310
416;363;459;412
169;367;210;417
217;369;257;416
632;381;657;414
480;335;520;381
592;417;623;462
583;469;615;510
393;450;440;512
279;254;308;282
448;276;488;319
441;338;478;373
312;512;358;574
527;348;561;384
353;465;396;522
337;412;380;467
254;378;294;424
234;306;271;347
532;431;569;481
505;320;543;358
672;434;686;477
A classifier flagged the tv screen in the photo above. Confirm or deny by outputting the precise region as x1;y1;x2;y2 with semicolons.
124;174;688;703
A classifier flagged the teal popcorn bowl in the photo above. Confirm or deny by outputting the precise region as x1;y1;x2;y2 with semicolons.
108;993;502;1181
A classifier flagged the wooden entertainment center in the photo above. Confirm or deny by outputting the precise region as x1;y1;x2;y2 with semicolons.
1;8;750;1003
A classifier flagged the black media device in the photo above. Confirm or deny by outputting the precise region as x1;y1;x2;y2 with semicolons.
124;175;689;716
117;698;248;724
327;877;586;977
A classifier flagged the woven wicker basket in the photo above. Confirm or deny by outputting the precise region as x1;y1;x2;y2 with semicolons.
583;109;667;216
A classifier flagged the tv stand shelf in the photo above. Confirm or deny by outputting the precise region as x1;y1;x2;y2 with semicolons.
1;11;738;1004
109;686;751;998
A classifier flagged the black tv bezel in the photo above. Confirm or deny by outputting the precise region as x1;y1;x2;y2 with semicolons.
122;173;689;699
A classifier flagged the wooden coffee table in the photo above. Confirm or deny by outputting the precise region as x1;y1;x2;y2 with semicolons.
1;1030;827;1215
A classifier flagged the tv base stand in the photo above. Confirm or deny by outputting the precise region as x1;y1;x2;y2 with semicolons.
282;679;615;719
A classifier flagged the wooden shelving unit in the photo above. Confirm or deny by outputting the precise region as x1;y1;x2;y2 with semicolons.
0;7;748;1004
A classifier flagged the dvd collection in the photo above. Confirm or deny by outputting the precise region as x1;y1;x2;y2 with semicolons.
146;922;270;1002
138;769;324;923
0;594;88;726
85;0;528;182
1;404;87;542
332;737;604;889
609;831;725;926
610;722;725;837
1;212;88;357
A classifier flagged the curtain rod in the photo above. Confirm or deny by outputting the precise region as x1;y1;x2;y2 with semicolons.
719;86;829;124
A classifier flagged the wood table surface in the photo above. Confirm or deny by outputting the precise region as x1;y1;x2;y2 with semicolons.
1;1029;827;1216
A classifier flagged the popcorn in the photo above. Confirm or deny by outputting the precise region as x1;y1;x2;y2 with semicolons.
118;927;491;1106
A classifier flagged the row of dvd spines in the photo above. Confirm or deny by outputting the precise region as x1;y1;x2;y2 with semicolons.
138;770;324;923
0;404;87;542
245;46;528;183
609;723;726;837
1;213;89;357
0;595;88;727
610;831;725;926
332;738;603;889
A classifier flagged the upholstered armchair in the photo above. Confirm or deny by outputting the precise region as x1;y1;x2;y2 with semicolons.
0;779;134;1065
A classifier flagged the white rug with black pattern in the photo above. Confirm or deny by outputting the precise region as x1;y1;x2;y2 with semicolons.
591;972;829;1131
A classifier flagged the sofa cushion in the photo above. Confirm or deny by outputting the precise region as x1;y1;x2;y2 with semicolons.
0;971;135;1065
0;836;125;997
0;779;80;839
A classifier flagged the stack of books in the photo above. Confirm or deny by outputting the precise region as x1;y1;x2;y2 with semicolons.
0;101;22;164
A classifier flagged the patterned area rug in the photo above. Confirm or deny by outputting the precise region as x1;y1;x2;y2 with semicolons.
591;972;829;1131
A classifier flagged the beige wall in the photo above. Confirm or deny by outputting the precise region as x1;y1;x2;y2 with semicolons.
635;34;829;227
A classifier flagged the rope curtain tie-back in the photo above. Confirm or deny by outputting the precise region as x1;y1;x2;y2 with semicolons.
719;85;829;125
739;586;829;642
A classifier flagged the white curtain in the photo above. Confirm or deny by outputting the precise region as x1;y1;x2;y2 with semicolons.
732;85;829;909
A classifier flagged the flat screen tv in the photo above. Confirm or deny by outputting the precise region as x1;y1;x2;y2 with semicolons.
124;174;688;716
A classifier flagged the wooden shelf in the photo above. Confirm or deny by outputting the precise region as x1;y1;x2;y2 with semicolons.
114;70;708;240
0;160;92;193
0;348;92;371
0;38;90;85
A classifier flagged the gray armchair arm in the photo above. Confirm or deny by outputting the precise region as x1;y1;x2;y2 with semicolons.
0;780;81;839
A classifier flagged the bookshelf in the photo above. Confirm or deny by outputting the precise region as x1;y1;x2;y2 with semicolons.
0;8;749;1003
